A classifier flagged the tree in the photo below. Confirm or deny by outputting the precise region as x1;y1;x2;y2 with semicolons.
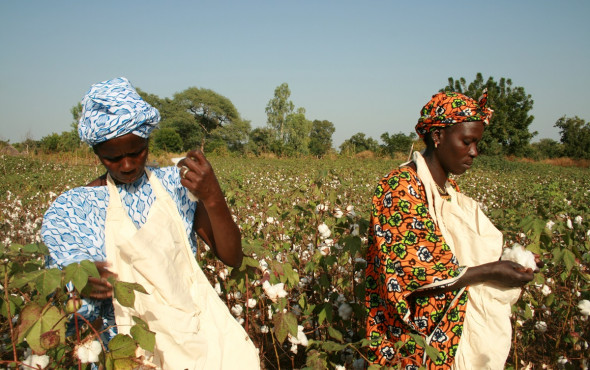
152;127;183;153
339;133;379;155
248;127;276;155
173;87;240;150
309;120;335;157
530;138;563;159
265;83;294;142
443;73;536;156
283;108;312;156
554;116;590;159
208;119;252;154
380;132;416;157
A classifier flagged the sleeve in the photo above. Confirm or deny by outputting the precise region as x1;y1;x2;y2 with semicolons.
41;188;113;342
366;169;465;326
41;188;107;268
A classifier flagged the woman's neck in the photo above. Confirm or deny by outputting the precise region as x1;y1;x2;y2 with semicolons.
422;149;449;189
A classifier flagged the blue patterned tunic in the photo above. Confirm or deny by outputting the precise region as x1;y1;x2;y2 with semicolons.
41;166;198;343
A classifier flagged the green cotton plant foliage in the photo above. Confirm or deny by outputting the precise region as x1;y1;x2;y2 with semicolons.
273;311;298;344
18;305;66;354
108;334;137;359
64;260;99;293
130;323;155;353
12;268;62;300
3;155;590;368
113;281;148;308
327;327;344;342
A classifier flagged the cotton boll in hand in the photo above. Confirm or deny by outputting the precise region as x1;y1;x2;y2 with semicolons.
501;244;538;271
171;157;198;201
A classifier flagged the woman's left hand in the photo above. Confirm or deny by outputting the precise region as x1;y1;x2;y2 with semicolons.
177;150;223;205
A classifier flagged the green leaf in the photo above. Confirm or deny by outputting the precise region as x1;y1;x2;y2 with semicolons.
272;311;298;344
562;249;576;273
108;334;137;359
320;340;346;352
130;322;155;352
20;305;66;355
327;326;344;342
113;281;147;308
35;268;62;297
16;303;43;343
64;261;98;293
10;270;44;289
317;303;333;325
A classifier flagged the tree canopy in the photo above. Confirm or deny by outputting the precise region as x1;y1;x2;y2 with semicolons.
554;116;590;159
443;73;536;156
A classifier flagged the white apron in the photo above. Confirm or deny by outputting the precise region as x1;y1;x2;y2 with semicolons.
104;170;260;369
412;152;521;370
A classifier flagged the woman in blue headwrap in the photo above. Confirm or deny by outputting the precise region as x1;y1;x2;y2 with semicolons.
41;77;260;369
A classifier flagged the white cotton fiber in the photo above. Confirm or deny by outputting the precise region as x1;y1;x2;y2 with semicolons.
501;244;537;271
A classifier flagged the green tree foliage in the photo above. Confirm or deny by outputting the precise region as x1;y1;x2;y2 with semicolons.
554;116;590;159
266;83;294;142
309;120;336;157
247;127;276;155
152;127;183;153
173;87;240;150
208;119;252;154
339;133;379;155
529;139;563;159
283;108;312;156
443;73;536;156
380;132;417;157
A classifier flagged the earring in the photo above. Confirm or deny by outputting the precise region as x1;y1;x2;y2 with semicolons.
434;142;439;149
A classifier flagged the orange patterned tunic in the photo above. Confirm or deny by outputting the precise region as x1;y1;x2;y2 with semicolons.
365;165;469;369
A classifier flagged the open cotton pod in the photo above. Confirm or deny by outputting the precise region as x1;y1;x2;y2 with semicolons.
171;157;198;202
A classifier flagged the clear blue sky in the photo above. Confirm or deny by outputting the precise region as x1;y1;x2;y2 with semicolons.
1;1;589;148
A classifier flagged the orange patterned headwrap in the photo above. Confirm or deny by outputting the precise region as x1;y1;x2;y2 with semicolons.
415;89;493;138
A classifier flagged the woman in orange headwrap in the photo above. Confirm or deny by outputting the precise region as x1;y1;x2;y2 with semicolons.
365;90;541;369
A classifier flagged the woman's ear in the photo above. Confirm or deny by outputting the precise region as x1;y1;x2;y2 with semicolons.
431;129;442;147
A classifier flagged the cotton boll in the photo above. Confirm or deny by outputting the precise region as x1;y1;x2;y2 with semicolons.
501;244;537;271
534;321;547;332
333;208;344;218
288;325;308;347
546;220;555;231
76;340;102;363
231;304;243;317
247;298;257;308
338;302;353;321
318;223;331;239
578;299;590;316
262;281;288;302
574;215;583;225
260;325;269;333
22;350;50;369
315;204;328;213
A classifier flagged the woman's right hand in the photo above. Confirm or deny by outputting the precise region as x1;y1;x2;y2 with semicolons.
83;261;117;299
482;260;535;288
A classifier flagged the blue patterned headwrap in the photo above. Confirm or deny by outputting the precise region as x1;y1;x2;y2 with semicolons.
78;77;160;146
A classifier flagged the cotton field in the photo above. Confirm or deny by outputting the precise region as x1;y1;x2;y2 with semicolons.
1;154;589;369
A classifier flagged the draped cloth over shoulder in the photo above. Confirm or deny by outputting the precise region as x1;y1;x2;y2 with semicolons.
412;151;520;369
104;169;260;369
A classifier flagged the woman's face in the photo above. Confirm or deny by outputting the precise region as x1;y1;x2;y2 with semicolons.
435;121;484;175
93;133;149;184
